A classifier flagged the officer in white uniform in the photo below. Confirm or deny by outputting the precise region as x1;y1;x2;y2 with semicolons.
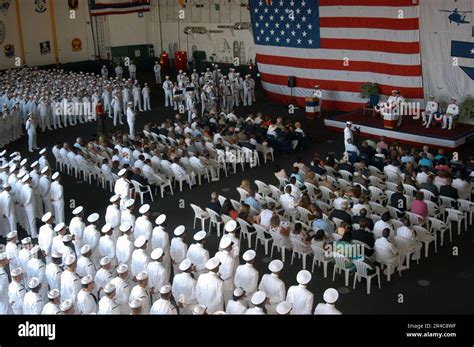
126;102;136;140
115;63;123;80
83;213;101;267
186;230;210;278
26;246;47;299
25;114;37;152
116;222;134;266
234;250;259;305
45;252;62;291
101;65;109;79
422;95;439;128
131;236;150;279
147;248;169;302
132;83;143;112
170;225;188;274
163;76;173;107
77;245;97;279
111;93;123;126
110;264;131;314
114;169;130;206
77;275;98;314
121;199;136;230
60;254;81;305
151;214;171;273
128;61;137;81
0;253;10;314
286;270;314;315
171;259;197;315
129;271;151;314
442;97;460;130
134;204;152;242
225;287;248;314
215;236;236;304
39;167;53;218
105;195;121;241
0;184;16;234
95;256;113;298
98;283;120;314
41;289;61;314
69;206;85;256
195;257;224;314
314;288;342;315
38;212;55;259
50;172;64;224
258;260;286;315
21;174;37;238
153;61;162;84
23;277;44;314
8;268;26;314
344;121;354;148
243;75;252;106
150;285;177;314
142;83;151;111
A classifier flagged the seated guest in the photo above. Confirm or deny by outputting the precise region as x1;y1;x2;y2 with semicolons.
238;203;255;224
352;168;369;189
376;136;388;151
434;158;450;172
410;191;428;223
207;192;222;214
244;189;262;214
352;209;374;231
345;138;359;157
416;166;430;185
299;193;318;220
335;231;356;270
269;215;292;250
293;157;309;176
288;176;303;201
452;171;470;200
222;199;238;220
240;178;251;193
274;164;288;180
351;219;375;257
390;184;407;216
374;228;400;274
290;223;312;253
255;202;276;228
439;177;459;202
396;218;422;263
290;166;305;187
337;158;353;173
312;211;335;235
420;174;439;200
329;201;352;225
129;167;149;186
304;171;318;186
373;212;394;239
418;152;433;169
311;230;328;250
351;195;371;216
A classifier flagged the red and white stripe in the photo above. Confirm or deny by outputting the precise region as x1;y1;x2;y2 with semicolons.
255;0;424;112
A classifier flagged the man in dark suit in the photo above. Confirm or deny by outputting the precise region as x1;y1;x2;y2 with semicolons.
352;209;374;230
329;201;352;225
390;184;407;216
440;177;459;205
351;219;375;256
420;174;439;201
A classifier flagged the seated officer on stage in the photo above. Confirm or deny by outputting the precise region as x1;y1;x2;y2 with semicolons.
442;97;459;130
422;95;439;129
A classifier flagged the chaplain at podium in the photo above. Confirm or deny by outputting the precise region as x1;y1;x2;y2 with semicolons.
375;90;405;128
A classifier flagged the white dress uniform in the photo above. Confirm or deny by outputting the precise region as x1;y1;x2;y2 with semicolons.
60;269;81;303
8;280;26;314
226;299;248;314
442;102;460;130
38;223;55;257
23;290;44;314
186;243;209;277
115;65;123;79
83;225;101;266
76;255;97;278
120;209;136;230
142;85;151;111
45;262;62;290
154;63;162;84
130;249;150;278
0;189;16;233
171;272;197;314
39;175;53;217
30;170;43;218
234;263;259;302
77;289;98;314
343;125;353;147
163;79;173;107
150;298;177;315
25;118;37;152
134;215;153;242
114;177;130;204
126;106;136;140
151;226;171;272
51;234;66;260
98;295;120;314
128;63;137;80
50;180;64;224
41;302;60;314
98;235;116;263
195;272;224;314
314;303;342;315
286;284;314;314
215;250;236;304
129;285;151;314
422;100;439;128
116;234;133;266
147;260;169;299
26;258;47;298
109;276;130;314
21;183;37;238
170;237;188;274
0;267;10;314
69;216;85;256
17;247;31;274
111;96;123;126
258;274;286;315
95;268;113;294
132;85;142;111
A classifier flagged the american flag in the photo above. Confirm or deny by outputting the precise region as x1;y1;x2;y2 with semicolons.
89;0;150;16
249;0;424;112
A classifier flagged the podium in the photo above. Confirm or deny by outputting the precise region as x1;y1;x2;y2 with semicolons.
382;111;398;129
305;97;320;119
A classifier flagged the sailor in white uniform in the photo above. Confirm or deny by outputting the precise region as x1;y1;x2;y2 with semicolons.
170;226;188;275
186;230;210;278
234;250;259;306
258;260;286;315
129;271;151;314
286;270;314;315
110;264;131;314
314;288;342;315
50;172;65;224
225;287;248;314
171;259;197;315
442;97;460;130
246;291;267;315
41;289;61;314
422;95;439;128
8;268;26;314
98;283;120;314
23;277;44;314
195;257;224;314
154;61;162;84
76;275;98;314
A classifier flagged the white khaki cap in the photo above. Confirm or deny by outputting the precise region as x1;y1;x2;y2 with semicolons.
109;194;120;203
269;259;284;273
11;268;23;276
80;244;91;255
51;172;60;180
193;304;206;315
60;299;74;312
205;257;220;271
7;231;17;239
193;230;207;242
119;222;132;233
139;204;150;214
174;225;185;236
296;270;312;285
155;214;166;225
136;271;148;281
31;161;39;168
233;287;244;297
72;206;83;216
323;288;339;304
242;249;256;262
54;223;66;232
118;168;127;176
40;166;49;174
81;275;93;285
251;291;266;306
65;254;77;266
125;199;135;208
21;237;32;245
62;234;72;242
117;264;128;274
87;213;99;223
30;245;41;255
276;301;292;315
224;220;237;232
129;299;142;309
39;148;47;155
21;174;30;183
48;289;60;299
41;212;53;223
134;235;147;248
103;283;115;294
160;285;171;295
28;277;40;289
101;223;112;234
100;257;111;266
179;258;192;272
150;248;163;260
219;235;232;249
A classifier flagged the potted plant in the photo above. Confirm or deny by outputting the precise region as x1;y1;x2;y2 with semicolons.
460;96;474;124
360;82;380;107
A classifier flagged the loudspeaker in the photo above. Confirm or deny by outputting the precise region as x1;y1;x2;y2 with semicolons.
288;76;296;88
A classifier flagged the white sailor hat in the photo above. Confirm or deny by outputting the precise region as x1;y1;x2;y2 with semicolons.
179;259;192;272
136;271;148;281
80;244;91;255
150;248;163;260
11;268;23;277
41;212;53;223
62;234;72;242
17;171;26;179
51;251;62;259
6;231;17;239
81;275;93;285
119;222;132;233
101;223;112;234
9;165;17;173
28;277;40;289
155;214;166;225
39;148;47;155
268;259;284;273
139;204;150;214
193;304;207;315
21;174;30;183
276;301;292;315
103;283;115;294
87;213;99;223
2;183;10;189
117;264;129;274
296;270;312;285
0;253;7;261
323;288;339;304
193;230;207;242
21;237;32;245
60;299;74;312
346;121;352;125
205;257;220;271
65;254;76;266
129;299;142;309
174;225;185;236
134;235;147;248
109;194;120;203
47;289;60;299
125;199;135;208
219;235;232;249
52;172;60;180
0;164;8;170
251;291;266;306
233;287;244;297
20;158;27;166
0;150;5;156
30;245;41;255
451;96;457;101
72;206;83;215
40;166;49;174
118;168;127;176
30;161;39;168
242;249;256;262
160;285;171;295
224;220;237;232
100;257;111;266
54;223;66;232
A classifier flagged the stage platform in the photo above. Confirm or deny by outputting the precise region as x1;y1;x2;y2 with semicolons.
324;110;474;149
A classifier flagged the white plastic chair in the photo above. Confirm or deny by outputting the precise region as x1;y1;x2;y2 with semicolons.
369;186;387;204
369;176;386;190
190;204;209;230
457;199;474;226
428;217;450;246
445;207;466;237
130;179;154;204
413;225;437;258
236;187;249;202
419;189;437;202
276;176;289;190
332;253;352;286
268;185;282;200
352;259;381;295
254;224;272;255
206;208;223;237
254;180;271;197
236;217;256;248
230;199;242;212
290;237;311;270
339;170;353;182
296;206;312;223
311;244;332;278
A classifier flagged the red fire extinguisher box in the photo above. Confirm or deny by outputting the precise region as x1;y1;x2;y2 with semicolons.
175;51;188;72
160;52;170;76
